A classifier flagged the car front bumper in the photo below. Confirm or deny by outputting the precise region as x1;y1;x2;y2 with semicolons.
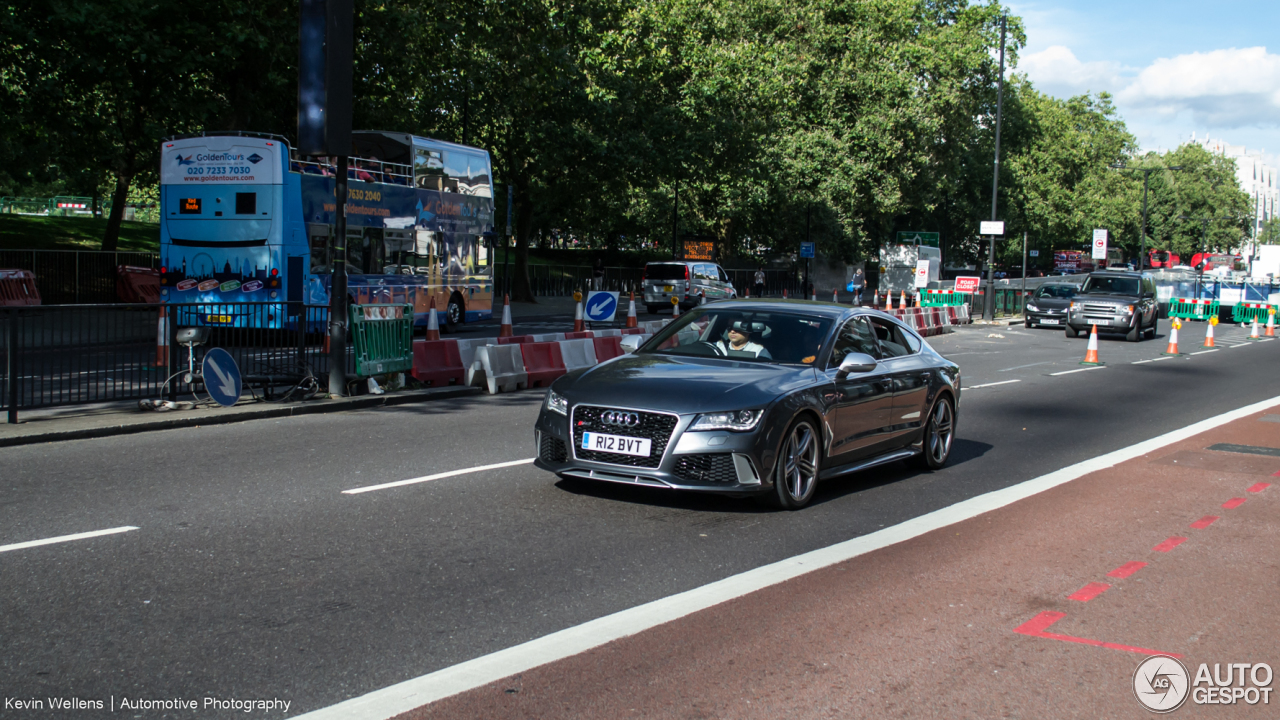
1026;310;1068;325
1067;311;1135;330
533;406;773;496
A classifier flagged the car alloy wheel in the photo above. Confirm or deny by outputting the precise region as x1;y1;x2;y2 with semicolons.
445;295;463;332
772;418;820;509
913;396;954;470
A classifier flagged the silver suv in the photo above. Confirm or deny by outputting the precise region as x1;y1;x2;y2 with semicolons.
643;261;736;312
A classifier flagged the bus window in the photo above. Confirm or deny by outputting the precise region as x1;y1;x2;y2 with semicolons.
384;229;413;274
235;192;257;215
308;224;330;272
468;154;492;198
346;226;366;274
443;152;468;194
415;149;444;190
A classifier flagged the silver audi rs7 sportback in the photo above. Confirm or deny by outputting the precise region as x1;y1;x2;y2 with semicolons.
533;299;961;509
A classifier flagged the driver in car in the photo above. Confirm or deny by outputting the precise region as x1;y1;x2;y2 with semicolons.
715;321;772;359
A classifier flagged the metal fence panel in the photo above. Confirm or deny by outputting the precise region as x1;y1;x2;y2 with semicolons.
0;250;158;304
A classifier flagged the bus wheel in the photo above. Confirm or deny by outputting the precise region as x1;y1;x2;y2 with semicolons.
445;293;465;332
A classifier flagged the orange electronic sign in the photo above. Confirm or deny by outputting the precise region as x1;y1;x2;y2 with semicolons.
683;239;714;261
179;198;202;214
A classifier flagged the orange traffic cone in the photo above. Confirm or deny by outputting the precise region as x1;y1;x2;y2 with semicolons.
810;289;817;301
499;294;514;337
700;293;707;305
573;298;584;332
154;305;169;367
625;292;638;328
1249;318;1260;340
873;290;880;308
1203;316;1215;348
1082;324;1102;365
832;288;838;303
1164;318;1181;355
782;288;788;299
899;290;907;309
671;296;680;318
425;296;440;341
1267;308;1276;337
915;293;922;308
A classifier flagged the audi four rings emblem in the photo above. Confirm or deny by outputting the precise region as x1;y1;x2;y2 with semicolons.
601;411;641;427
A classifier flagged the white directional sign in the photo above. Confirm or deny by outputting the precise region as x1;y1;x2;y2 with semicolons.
584;291;620;322
1092;229;1109;260
980;221;1005;236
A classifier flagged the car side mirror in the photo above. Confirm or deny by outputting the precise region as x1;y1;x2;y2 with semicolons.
620;335;643;354
835;352;877;378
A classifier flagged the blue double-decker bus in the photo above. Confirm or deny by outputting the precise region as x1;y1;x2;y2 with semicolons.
158;131;495;329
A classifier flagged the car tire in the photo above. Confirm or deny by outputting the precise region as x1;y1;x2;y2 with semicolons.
1126;319;1140;342
1024;318;1033;329
445;293;465;333
910;395;955;471
770;416;821;510
1065;325;1079;338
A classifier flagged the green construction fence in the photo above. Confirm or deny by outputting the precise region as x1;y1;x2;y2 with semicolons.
350;303;414;377
1167;298;1220;321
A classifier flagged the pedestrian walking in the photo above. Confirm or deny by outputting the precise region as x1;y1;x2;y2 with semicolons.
753;267;766;298
592;257;605;291
850;268;865;305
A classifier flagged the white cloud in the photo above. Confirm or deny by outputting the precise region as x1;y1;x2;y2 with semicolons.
1118;47;1280;128
1018;45;1122;95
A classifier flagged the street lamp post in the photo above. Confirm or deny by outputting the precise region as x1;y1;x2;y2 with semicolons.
983;14;1007;323
1112;164;1182;269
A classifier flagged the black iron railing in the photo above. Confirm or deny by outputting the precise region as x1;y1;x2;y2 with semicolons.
0;250;159;304
3;302;342;423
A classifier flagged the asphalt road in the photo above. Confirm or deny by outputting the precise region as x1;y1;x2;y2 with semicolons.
2;319;1277;717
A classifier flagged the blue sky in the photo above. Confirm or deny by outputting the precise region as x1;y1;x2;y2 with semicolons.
1009;0;1280;160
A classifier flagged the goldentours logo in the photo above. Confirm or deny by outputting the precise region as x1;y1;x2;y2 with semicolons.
1134;655;1189;713
1134;656;1274;712
174;153;195;166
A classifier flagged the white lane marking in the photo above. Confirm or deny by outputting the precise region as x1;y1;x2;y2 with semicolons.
967;380;1022;389
1049;366;1106;376
342;459;536;495
292;393;1280;720
1152;356;1175;361
1132;359;1153;365
0;526;139;554
1260;338;1276;343
1229;344;1250;348
1191;349;1219;355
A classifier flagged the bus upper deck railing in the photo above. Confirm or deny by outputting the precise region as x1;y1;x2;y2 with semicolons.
289;156;414;186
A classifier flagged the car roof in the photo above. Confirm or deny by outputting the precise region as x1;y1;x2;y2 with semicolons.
709;298;897;322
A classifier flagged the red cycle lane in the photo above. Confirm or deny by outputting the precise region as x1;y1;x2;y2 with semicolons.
403;412;1280;720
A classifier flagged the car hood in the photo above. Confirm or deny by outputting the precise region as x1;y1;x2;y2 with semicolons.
1032;296;1072;309
556;354;818;414
1075;292;1140;303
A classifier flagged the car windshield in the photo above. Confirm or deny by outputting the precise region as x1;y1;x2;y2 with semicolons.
1035;285;1077;299
645;263;687;280
1081;276;1139;295
640;307;833;365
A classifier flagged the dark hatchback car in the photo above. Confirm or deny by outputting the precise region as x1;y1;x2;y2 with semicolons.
1024;283;1079;329
533;300;962;509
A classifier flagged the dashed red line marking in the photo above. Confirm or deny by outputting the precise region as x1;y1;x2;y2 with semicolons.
1014;611;1182;657
1250;482;1273;491
1222;497;1247;509
1067;582;1111;602
1190;515;1220;529
1107;561;1147;579
1153;537;1187;553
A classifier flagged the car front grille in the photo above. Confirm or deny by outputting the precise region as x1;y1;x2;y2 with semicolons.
673;454;738;484
539;433;568;463
572;405;678;468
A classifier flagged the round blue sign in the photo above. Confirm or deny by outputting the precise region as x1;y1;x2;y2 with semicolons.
584;292;619;322
201;347;242;407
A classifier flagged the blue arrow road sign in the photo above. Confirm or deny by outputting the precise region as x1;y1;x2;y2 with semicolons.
584;291;619;322
800;241;815;258
202;348;242;407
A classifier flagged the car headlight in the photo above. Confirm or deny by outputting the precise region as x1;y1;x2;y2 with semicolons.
1124;305;1134;314
1025;303;1039;312
690;409;763;432
546;389;568;416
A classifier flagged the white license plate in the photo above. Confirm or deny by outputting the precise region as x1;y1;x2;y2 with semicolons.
582;431;652;457
1040;318;1060;325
